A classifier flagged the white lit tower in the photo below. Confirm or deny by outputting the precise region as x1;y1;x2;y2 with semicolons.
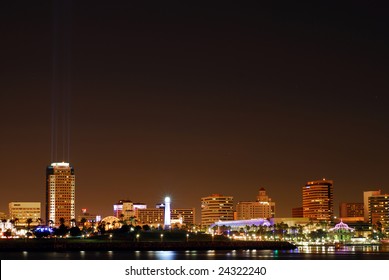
164;196;171;229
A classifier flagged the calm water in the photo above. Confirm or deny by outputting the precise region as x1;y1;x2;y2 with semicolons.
1;245;389;260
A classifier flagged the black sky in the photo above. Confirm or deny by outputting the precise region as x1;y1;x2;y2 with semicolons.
1;1;388;220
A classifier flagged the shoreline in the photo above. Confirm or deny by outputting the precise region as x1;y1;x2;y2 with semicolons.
0;240;296;252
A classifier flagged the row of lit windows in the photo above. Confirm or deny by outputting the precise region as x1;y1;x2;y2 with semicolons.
10;208;40;210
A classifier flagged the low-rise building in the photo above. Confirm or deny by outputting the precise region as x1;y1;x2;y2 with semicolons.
8;202;41;227
77;208;101;227
339;202;364;219
171;208;195;226
113;200;135;221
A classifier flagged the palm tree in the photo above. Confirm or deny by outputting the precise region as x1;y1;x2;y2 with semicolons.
257;225;265;239
36;218;43;226
10;219;16;229
26;218;33;230
129;216;136;226
117;215;124;228
80;217;87;230
290;226;298;241
97;221;106;234
8;218;18;235
57;218;69;237
278;222;289;240
91;220;96;232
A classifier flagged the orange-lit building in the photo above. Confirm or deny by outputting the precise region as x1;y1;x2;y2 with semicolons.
292;207;303;218
8;202;41;226
364;190;381;222
113;200;135;221
201;194;234;228
46;162;75;226
368;194;389;233
136;208;164;226
236;188;275;220
77;208;101;227
135;207;195;227
171;208;196;225
302;179;333;221
339;202;364;218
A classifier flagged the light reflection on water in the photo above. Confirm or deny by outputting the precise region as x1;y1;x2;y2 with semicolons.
154;251;176;260
80;251;85;260
2;245;389;260
297;245;384;254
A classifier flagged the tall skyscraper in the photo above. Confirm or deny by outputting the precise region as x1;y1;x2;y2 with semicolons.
302;179;334;221
363;190;381;222
46;162;75;226
201;194;234;228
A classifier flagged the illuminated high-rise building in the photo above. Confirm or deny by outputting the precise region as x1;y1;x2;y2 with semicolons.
368;194;389;233
302;179;333;221
201;194;234;228
364;190;381;222
236;188;275;220
46;162;75;226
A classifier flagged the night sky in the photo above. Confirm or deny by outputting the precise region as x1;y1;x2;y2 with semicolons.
1;1;388;221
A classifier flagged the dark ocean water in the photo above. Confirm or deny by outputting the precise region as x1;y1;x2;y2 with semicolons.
1;245;389;260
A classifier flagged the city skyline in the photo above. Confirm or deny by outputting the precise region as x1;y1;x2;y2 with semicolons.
1;2;389;219
2;169;387;224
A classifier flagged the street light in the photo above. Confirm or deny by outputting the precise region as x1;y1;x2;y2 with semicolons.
136;234;140;242
160;233;164;242
186;233;189;242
